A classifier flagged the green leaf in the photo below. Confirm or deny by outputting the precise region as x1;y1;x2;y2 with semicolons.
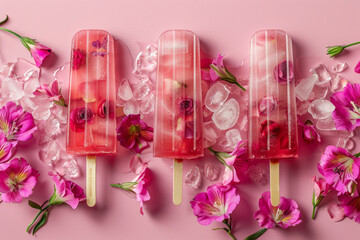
212;227;228;231
111;182;137;192
244;228;268;240
28;200;42;210
0;15;8;25
354;152;360;158
32;211;49;235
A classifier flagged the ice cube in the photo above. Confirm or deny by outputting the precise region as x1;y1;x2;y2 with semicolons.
309;85;328;100
124;101;140;115
225;129;242;150
12;58;40;82
204;162;220;181
246;165;267;184
316;116;336;131
311;64;332;86
2;77;24;101
23;76;40;97
0;62;14;77
295;74;318;101
19;96;37;113
140;93;154;115
296;100;310;116
330;75;348;93
203;121;219;142
332;62;347;73
184;165;201;189
43;115;61;137
308;99;335;120
132;82;150;100
212;98;239;130
205;82;230;112
238;114;248;132
63;158;80;178
117;78;133;101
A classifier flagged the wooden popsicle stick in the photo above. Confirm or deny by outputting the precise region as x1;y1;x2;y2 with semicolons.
173;158;183;205
86;155;96;207
270;159;280;207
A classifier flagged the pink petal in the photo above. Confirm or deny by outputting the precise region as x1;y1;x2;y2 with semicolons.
327;203;345;222
355;61;360;74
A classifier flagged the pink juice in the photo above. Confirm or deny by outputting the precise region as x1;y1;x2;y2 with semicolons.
66;30;116;155
248;30;298;159
154;30;204;159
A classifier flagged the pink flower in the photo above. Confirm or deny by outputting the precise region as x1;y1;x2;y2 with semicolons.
355;61;360;73
339;181;360;223
311;176;331;219
98;100;115;118
111;167;152;215
190;184;240;225
48;172;86;209
274;61;294;84
0;158;38;203
201;57;213;81
26;41;52;67
299;120;321;143
72;49;86;70
0;132;16;163
327;203;345;222
318;146;360;195
33;81;67;107
117;114;153;154
69;107;95;132
254;191;301;229
330;83;360;131
129;154;148;174
0;101;37;142
210;54;225;81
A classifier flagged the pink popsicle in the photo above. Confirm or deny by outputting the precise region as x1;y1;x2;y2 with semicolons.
154;30;203;205
66;30;116;155
66;30;116;207
248;30;298;206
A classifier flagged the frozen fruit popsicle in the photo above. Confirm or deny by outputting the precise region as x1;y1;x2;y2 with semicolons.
154;30;204;205
248;30;298;206
66;30;116;207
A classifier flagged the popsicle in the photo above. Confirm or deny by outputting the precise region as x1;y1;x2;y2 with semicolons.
66;29;116;207
154;30;204;205
248;30;298;206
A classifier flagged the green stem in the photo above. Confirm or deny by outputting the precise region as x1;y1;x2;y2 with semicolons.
354;152;360;158
224;219;236;240
0;27;22;38
312;205;316;219
26;204;51;232
344;42;360;48
244;228;268;240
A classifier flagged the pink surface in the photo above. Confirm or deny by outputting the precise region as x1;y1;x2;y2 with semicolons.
1;1;360;240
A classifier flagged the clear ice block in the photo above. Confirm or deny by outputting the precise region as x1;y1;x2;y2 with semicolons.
66;30;116;155
248;30;298;159
153;30;203;159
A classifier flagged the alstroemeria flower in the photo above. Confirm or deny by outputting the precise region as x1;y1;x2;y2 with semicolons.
190;184;240;225
33;80;67;107
0;132;16;163
48;172;86;209
339;181;360;223
202;54;246;90
111;167;152;215
274;61;294;84
299;120;321;143
330;83;360;131
318;146;360;195
26;173;85;235
0;101;37;142
0;16;51;66
69;107;94;132
0;158;39;203
254;191;301;229
311;176;331;219
117;114;153;154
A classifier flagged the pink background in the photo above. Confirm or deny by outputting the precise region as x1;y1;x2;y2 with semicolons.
1;0;360;239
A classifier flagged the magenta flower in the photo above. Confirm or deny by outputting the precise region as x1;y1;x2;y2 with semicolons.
72;49;86;70
98;100;115;118
318;146;360;195
0;133;16;163
330;83;360;131
274;61;294;84
355;61;360;73
311;176;331;219
259;96;277;116
111;167;152;215
69;107;94;132
26;172;85;235
48;172;86;209
0;158;39;203
117;114;153;154
246;192;301;240
178;98;194;115
190;184;240;225
202;54;246;90
33;80;67;107
299;120;321;143
339;181;360;223
0;101;37;142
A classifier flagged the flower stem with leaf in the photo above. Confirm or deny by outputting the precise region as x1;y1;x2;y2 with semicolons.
212;217;237;240
327;42;360;57
26;200;51;235
244;228;268;240
210;64;246;91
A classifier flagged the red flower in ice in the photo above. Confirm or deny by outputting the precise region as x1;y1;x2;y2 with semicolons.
274;61;294;84
72;49;86;70
70;107;94;131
